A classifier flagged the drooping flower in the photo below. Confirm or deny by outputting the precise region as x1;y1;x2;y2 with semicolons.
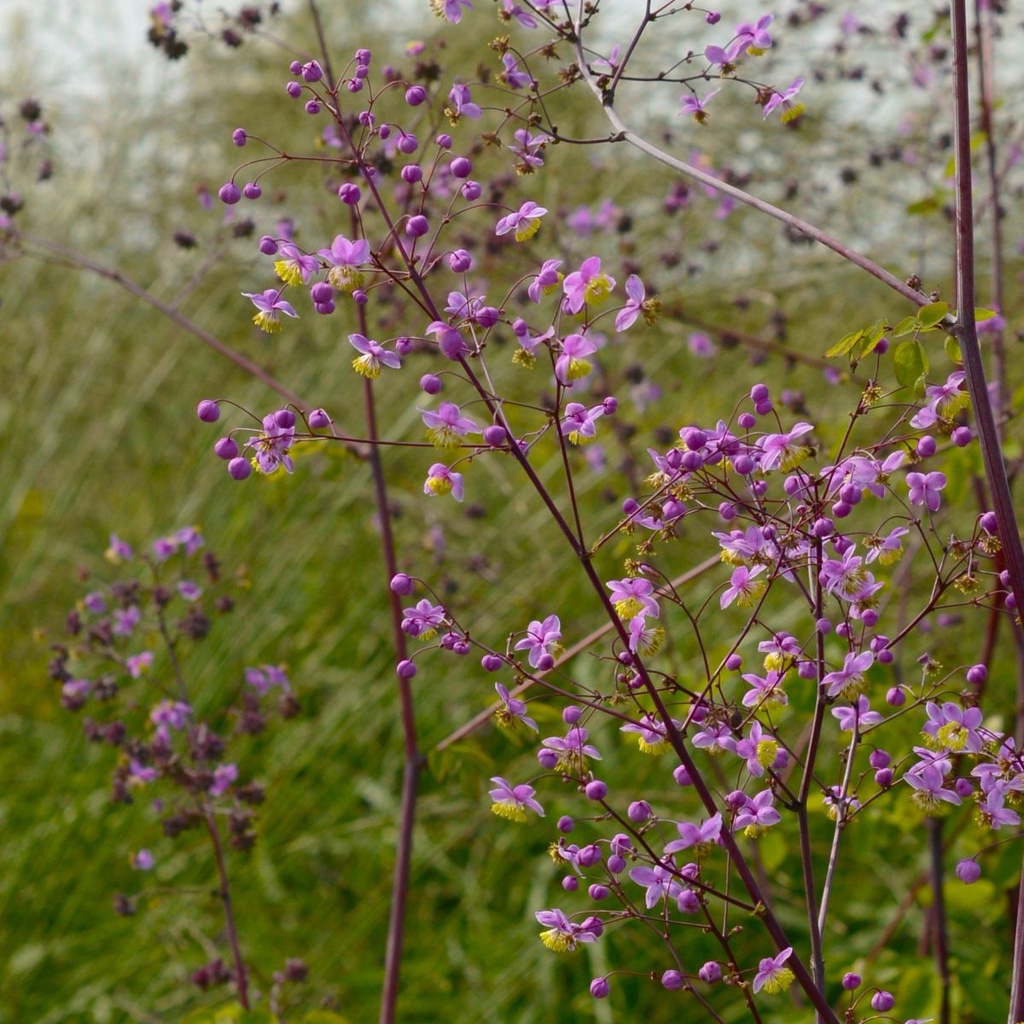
432;0;473;25
620;713;678;755
423;463;464;501
421;402;480;448
607;577;660;620
562;257;616;314
922;701;985;753
560;402;605;444
242;288;298;333
495;200;548;241
762;77;805;122
318;234;371;291
349;333;401;378
720;564;766;609
664;812;723;855
500;51;532;90
401;599;446;638
752;946;794;994
831;695;883;732
527;258;563;303
680;89;719;124
250;412;295;475
535;908;599;952
494;683;538;732
446;81;481;119
273;242;318;286
823;650;874;700
629;864;683;908
489;776;544;821
555;333;598;385
615;274;659;331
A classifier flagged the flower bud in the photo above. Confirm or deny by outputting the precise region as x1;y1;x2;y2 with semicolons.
232;128;247;147
405;85;426;106
308;408;331;429
956;858;981;884
389;573;415;595
214;437;238;460
197;399;221;423
228;458;252;480
218;182;241;205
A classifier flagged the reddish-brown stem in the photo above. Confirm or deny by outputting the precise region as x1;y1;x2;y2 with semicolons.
203;808;249;1010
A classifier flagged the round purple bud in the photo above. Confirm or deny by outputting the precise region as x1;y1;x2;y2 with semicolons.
874;767;894;787
733;454;755;475
699;961;721;983
436;132;453;149
673;764;692;786
606;854;625;874
682;427;707;449
718;502;736;522
561;876;578;892
751;383;770;403
967;663;987;685
585;780;608;801
396;659;417;679
390;573;415;595
420;374;443;395
661;970;684;990
394;336;413;357
286;81;302;98
832;500;852;519
274;408;296;429
952;425;972;447
338;182;361;205
406;215;429;238
405;85;427;106
754;400;773;416
563;705;582;724
886;685;905;707
870;991;894;1012
450;156;472;178
737;412;756;430
956;858;981;884
861;608;879;627
401;164;423;184
480;653;503;672
301;61;323;82
314;301;335;315
396;131;418;154
258;235;278;255
869;749;891;769
197;399;221;423
536;653;555;671
232;128;247;147
447;249;474;272
308;408;331;429
842;972;861;990
877;648;894;664
813;517;834;538
627;800;652;823
602;396;618;415
557;815;574;833
725;653;742;670
243;182;262;200
214;437;238;460
228;458;252;481
590;978;609;1000
218;182;241;205
310;282;333;304
353;289;368;307
461;180;482;200
483;425;507;448
979;511;998;535
917;434;937;457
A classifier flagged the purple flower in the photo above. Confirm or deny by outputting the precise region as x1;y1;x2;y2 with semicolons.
515;614;562;668
494;683;538;732
763;78;805;121
509;128;548;171
752;946;794;994
422;402;479;448
720;564;766;609
527;258;563;302
242;289;298;333
822;650;874;699
318;234;371;291
273;242;318;286
906;471;947;512
250;412;295;475
562;257;615;314
348;334;401;379
664;812;723;855
629;864;683;908
734;789;781;832
614;274;653;331
424;463;464;501
245;664;290;694
495;200;547;241
500;51;532;89
555;333;598;385
112;606;141;637
401;599;446;638
620;713;679;754
447;82;481;118
535;908;598;952
757;421;813;471
209;763;238;797
831;695;883;732
489;776;544;821
560;402;605;444
607;577;660;619
680;89;719;124
923;701;985;753
126;651;154;678
905;753;962;809
741;668;786;708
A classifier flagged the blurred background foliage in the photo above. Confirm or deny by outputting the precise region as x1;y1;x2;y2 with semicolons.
1;1;1023;1022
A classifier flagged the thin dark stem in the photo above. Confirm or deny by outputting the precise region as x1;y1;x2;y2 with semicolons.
204;808;249;1010
949;2;1024;1017
927;817;952;1024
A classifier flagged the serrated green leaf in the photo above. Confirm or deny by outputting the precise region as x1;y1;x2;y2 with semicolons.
916;301;950;329
894;339;928;389
825;328;865;359
858;321;888;359
891;315;918;338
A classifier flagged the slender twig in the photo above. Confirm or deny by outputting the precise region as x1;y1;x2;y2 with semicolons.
927;817;952;1024
203;807;249;1010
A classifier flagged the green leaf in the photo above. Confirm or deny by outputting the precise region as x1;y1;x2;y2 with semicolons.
825;328;865;359
893;339;928;389
916;301;950;329
858;321;888;360
907;195;942;216
890;315;918;338
944;334;962;366
301;1012;352;1024
975;306;998;322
